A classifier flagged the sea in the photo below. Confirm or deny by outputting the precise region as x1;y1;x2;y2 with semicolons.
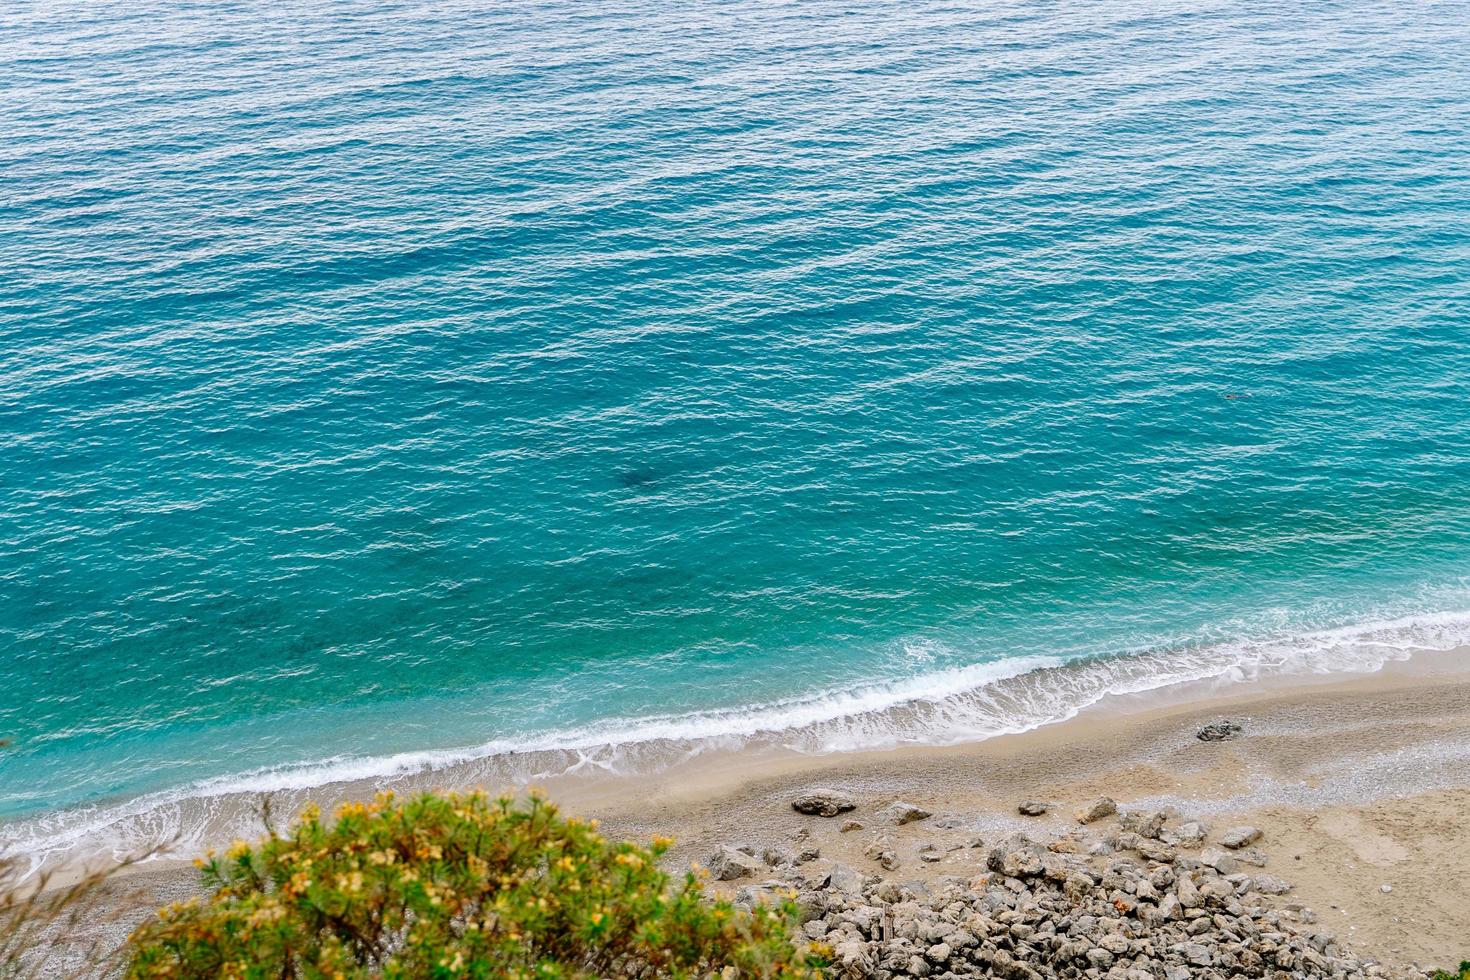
3;0;1469;872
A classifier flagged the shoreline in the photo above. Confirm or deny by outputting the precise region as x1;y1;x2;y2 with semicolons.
43;648;1470;972
10;617;1470;884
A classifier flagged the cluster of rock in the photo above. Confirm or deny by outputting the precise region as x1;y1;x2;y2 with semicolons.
704;791;1418;980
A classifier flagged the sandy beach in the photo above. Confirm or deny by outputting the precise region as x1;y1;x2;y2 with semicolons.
47;648;1468;976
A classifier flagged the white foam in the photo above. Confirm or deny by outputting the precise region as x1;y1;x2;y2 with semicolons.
5;607;1470;877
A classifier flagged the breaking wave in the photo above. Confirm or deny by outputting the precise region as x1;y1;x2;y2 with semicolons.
4;608;1469;877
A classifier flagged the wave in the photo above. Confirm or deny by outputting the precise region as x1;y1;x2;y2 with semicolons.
5;607;1470;877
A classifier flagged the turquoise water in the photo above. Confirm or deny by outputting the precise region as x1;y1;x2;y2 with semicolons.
4;0;1470;863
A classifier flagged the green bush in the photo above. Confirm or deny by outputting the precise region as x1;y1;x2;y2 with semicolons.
126;791;824;979
1430;963;1470;980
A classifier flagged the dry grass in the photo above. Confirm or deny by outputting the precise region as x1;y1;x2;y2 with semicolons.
0;846;167;979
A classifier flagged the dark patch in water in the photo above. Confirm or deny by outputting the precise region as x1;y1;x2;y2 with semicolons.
617;469;655;488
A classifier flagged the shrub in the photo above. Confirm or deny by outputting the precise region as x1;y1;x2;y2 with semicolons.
126;791;823;979
1431;964;1470;980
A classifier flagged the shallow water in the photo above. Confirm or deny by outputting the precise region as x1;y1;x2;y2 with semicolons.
3;0;1470;867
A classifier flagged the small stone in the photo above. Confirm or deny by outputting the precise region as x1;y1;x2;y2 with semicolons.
839;820;863;833
1018;800;1049;816
1219;826;1263;849
1075;797;1118;824
1380;883;1392;894
879;801;933;825
796;847;821;864
791;788;858;817
926;942;952;964
918;843;944;863
1196;720;1243;742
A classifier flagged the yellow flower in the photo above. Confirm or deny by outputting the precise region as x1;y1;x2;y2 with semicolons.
227;839;251;860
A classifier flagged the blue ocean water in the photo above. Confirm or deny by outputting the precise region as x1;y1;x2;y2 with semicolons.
3;0;1470;864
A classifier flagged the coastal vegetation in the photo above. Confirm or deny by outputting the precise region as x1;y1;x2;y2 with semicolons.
124;790;822;979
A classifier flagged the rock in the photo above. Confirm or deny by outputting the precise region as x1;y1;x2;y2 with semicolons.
1181;941;1213;966
1176;873;1200;908
1252;873;1292;895
1380;883;1393;894
1199;847;1237;874
1172;820;1208;845
827;862;866;894
1219;826;1263;849
796;847;821;864
707;846;762;881
1018;800;1049;816
839;820;863;833
1236;847;1268;867
1120;809;1167;839
918;843;944;863
762;846;796;867
926;942;952;964
864;839;902;870
1196;720;1243;742
831;938;874;978
1136;839;1178;864
791;788;858;817
987;837;1045;878
879;801;933;825
1075;797;1118;824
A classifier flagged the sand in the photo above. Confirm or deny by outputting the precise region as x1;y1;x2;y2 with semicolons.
30;650;1470;974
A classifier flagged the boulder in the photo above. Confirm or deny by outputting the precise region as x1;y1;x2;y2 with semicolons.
707;845;762;881
1075;797;1118;825
792;788;858;817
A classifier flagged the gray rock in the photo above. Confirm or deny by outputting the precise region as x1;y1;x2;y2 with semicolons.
1075;797;1118;824
926;942;952;964
1198;847;1237;874
1196;720;1243;742
792;788;858;817
828;862;867;894
1120;809;1167;839
1219;826;1263;849
880;801;933;825
1018;800;1049;816
708;845;762;881
1252;873;1292;895
839;819;863;833
1180;941;1213;966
